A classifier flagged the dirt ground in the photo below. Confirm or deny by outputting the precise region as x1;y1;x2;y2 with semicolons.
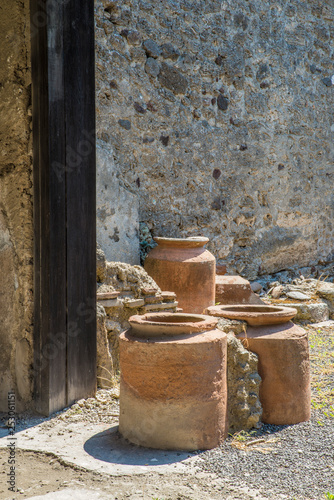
0;448;250;500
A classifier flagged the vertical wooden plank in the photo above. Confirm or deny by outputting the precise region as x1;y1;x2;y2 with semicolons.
31;0;45;413
31;0;69;415
64;0;96;404
47;0;67;414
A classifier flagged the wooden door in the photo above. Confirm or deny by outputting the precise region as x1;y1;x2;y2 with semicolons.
31;0;96;415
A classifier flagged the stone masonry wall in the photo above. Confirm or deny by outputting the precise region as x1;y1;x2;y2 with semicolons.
0;0;34;411
95;0;334;278
97;253;178;373
217;318;262;431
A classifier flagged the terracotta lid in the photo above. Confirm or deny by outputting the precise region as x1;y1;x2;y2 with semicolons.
128;312;217;338
153;236;209;248
205;304;297;326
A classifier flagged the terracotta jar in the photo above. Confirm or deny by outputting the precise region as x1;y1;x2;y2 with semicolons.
206;305;311;425
119;312;227;451
144;237;216;314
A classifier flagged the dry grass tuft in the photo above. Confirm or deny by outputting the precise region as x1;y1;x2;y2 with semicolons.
307;326;334;420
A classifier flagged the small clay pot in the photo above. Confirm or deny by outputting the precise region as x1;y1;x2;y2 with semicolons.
144;237;216;314
206;304;297;326
119;312;227;450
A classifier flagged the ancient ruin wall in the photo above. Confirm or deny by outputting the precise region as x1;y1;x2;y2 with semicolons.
95;0;334;278
0;0;34;411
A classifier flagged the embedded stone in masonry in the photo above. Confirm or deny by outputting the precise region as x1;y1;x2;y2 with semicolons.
143;294;163;304
119;313;227;450
160;291;177;301
97;291;120;299
97;291;121;308
226;333;262;432
158;62;188;94
141;287;160;295
142;301;178;312
123;299;145;308
286;291;311;301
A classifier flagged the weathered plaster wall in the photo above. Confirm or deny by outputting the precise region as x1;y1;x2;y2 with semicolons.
95;0;334;278
0;0;33;411
96;141;140;264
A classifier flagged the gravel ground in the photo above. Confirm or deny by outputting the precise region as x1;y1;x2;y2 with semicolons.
194;324;334;500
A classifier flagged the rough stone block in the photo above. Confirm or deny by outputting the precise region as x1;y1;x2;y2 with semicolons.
144;295;163;304
141;287;160;295
96;304;114;388
97;291;120;299
309;320;334;329
98;298;121;308
143;301;178;312
226;333;262;432
123;299;145;308
316;282;334;318
283;302;329;323
216;276;264;305
160;291;177;301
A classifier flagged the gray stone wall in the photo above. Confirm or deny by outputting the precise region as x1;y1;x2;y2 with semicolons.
0;0;33;412
95;0;334;278
96;141;140;264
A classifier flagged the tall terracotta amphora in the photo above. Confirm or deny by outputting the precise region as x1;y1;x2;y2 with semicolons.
144;237;216;314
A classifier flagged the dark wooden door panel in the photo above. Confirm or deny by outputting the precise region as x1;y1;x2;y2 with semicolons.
64;0;96;405
31;0;96;415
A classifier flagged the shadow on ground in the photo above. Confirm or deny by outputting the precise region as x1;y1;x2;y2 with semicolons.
0;412;50;439
84;425;200;466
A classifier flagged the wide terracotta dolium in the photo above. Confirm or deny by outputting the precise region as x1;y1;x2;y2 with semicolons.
206;305;311;425
144;237;216;314
119;313;228;451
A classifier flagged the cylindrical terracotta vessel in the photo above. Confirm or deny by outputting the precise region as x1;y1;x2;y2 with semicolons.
119;312;227;450
144;237;216;314
205;305;311;425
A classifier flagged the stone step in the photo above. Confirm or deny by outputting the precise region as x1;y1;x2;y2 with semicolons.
142;301;178;312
